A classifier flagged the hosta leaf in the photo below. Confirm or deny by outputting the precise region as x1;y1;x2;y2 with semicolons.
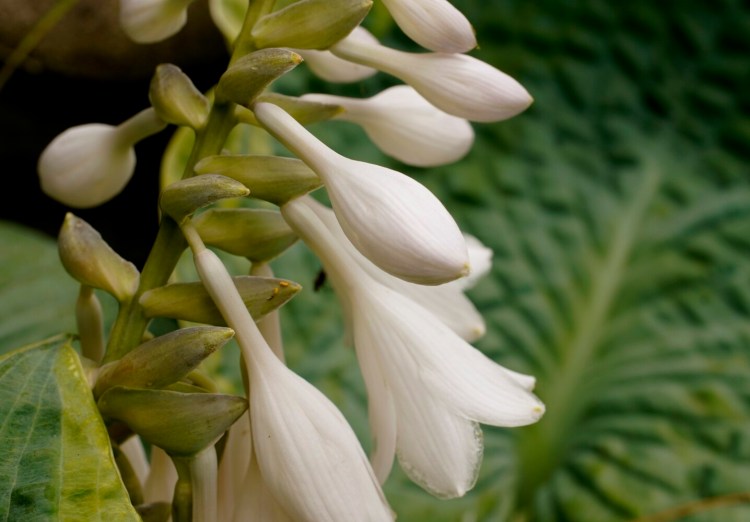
0;338;139;520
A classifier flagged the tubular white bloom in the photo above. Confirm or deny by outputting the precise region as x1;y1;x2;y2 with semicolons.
120;0;195;43
302;86;474;167
307;198;487;341
253;101;469;284
218;412;252;522
295;26;378;83
381;0;476;53
330;34;532;123
460;234;494;290
282;198;544;498
233;449;295;522
193;246;393;522
38;108;165;208
143;446;178;504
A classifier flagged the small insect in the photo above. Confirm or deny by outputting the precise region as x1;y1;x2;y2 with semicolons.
266;287;280;301
279;281;290;288
314;269;327;292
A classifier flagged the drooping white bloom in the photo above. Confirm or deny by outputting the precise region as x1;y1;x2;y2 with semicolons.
295;26;378;83
307;198;487;341
38;108;165;208
143;446;178;504
253;101;469;284
218;412;252;522
120;0;195;43
193;246;393;522
381;0;476;53
330;34;532;122
282;198;544;498
302;86;474;167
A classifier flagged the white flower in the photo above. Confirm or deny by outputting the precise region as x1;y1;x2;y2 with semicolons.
143;446;178;504
302;85;474;167
330;34;532;122
254;101;469;284
306;198;487;341
38;108;165;208
295;26;378;83
120;0;195;43
193;247;393;522
381;0;476;53
282;198;544;498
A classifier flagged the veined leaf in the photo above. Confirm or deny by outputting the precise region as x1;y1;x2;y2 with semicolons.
0;338;139;520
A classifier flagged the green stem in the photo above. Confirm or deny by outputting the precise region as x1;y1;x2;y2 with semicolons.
103;104;237;362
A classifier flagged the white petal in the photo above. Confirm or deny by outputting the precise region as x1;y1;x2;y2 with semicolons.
257;102;469;284
460;233;494;289
381;0;476;53
120;0;193;43
250;367;393;522
143;445;178;504
295;27;378;83
306;199;486;341
233;451;293;522
38;124;136;208
330;36;532;122
358;282;544;426
218;412;252;522
303;86;474;167
120;435;150;488
353;299;483;498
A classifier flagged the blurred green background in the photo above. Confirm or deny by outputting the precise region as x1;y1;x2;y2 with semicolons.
1;0;750;520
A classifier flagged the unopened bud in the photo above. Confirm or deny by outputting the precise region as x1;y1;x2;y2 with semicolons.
195;155;321;206
217;48;302;107
192;208;297;262
120;0;195;44
59;214;140;301
159;174;249;222
251;0;372;50
140;276;301;324
149;64;210;129
98;386;247;456
94;326;234;397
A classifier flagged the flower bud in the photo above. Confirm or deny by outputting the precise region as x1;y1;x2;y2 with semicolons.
254;102;469;284
303;85;474;167
330;35;532;122
192;208;298;262
217;49;303;107
119;0;195;44
39;109;166;208
139;276;300;325
58;213;140;301
149;64;210;129
381;0;476;53
94;326;234;397
98;387;247;456
295;26;378;83
159;174;249;222
251;0;373;50
195;155;322;206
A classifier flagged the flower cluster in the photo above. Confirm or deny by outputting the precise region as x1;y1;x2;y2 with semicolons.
38;0;544;520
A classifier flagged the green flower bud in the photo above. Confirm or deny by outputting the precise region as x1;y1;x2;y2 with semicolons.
216;48;302;107
251;0;373;50
135;502;172;522
149;64;210;129
94;326;234;397
58;213;140;301
235;93;343;126
195;154;322;205
193;208;297;262
140;276;301;324
98;387;247;457
159;174;250;222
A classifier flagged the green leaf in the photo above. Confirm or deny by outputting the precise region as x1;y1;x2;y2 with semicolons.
0;338;140;520
0;222;77;355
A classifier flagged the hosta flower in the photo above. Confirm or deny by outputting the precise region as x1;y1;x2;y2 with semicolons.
307;198;486;341
302;85;474;167
193;246;393;521
253;101;469;284
381;0;476;53
330;33;532;122
38;108;165;208
295;26;378;83
282;198;544;497
120;0;195;43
